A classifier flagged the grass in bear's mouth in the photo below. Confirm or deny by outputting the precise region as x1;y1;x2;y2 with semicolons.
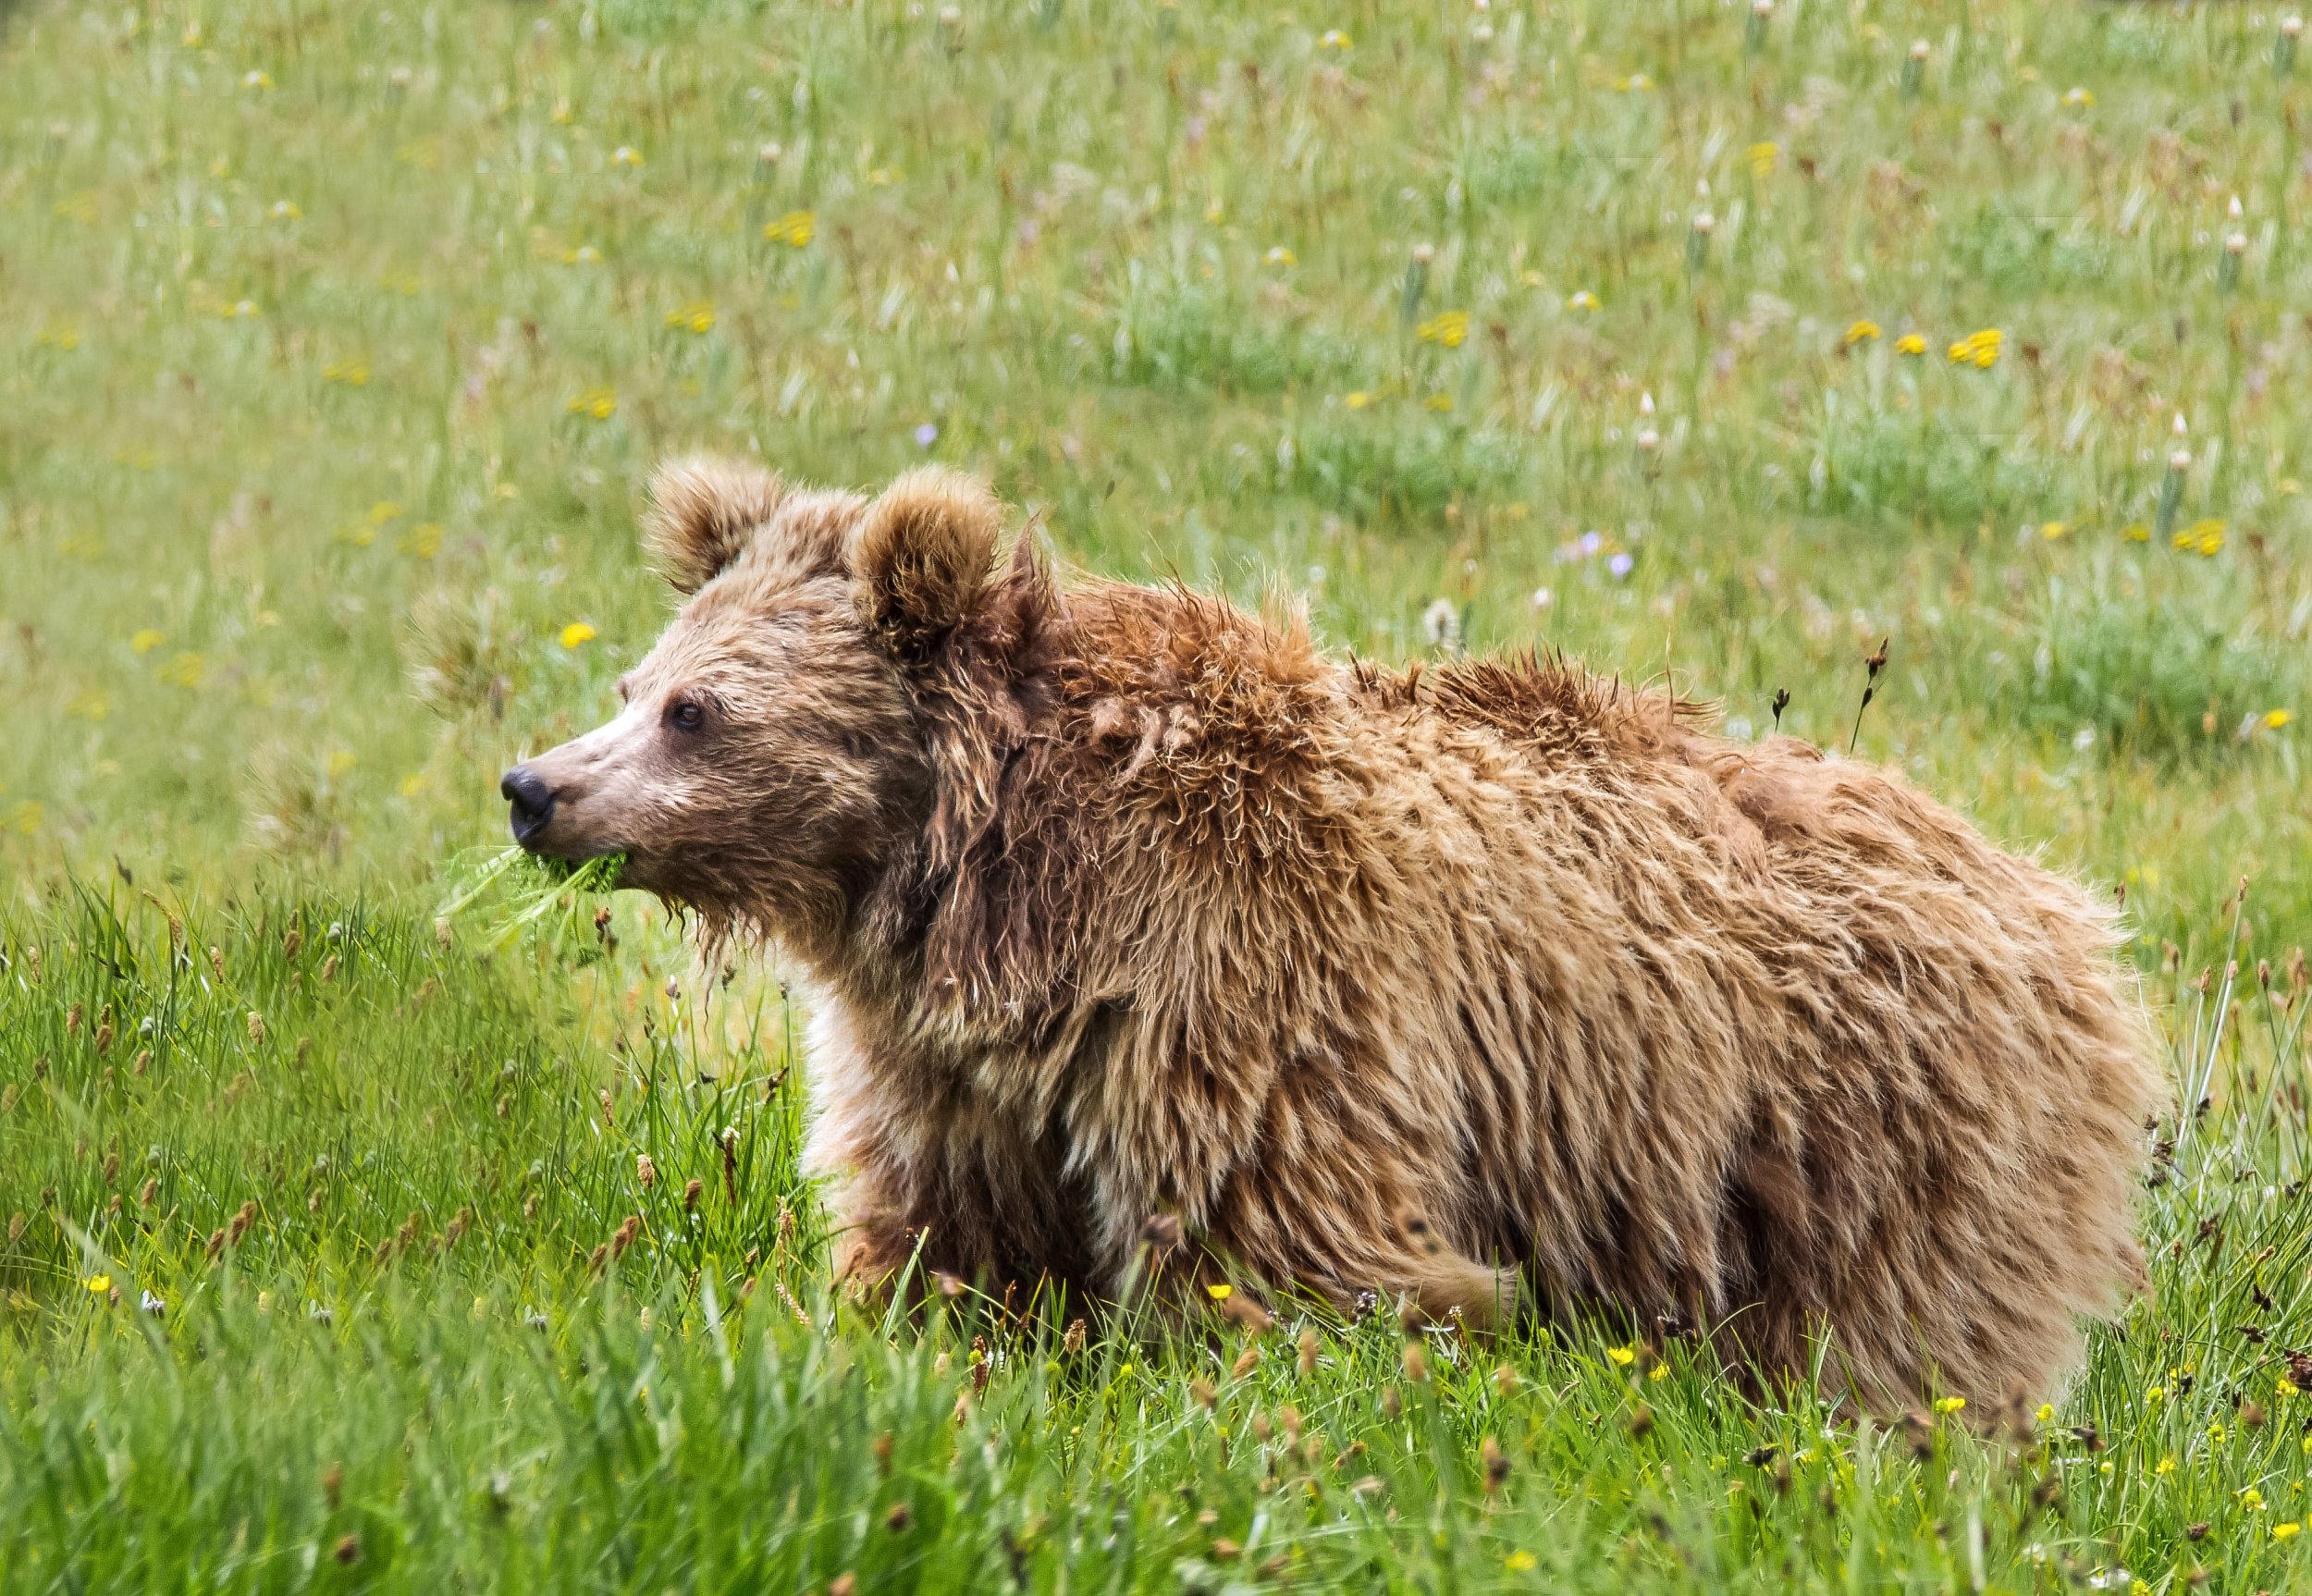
437;845;627;958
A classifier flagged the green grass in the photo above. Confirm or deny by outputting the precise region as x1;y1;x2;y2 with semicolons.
6;0;2312;1588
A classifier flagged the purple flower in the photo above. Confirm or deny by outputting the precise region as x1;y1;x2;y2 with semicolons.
914;423;939;449
1579;530;1604;558
1607;551;1634;579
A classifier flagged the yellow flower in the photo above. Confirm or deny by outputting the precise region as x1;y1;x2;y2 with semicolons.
765;210;817;248
1417;311;1471;349
1568;290;1600;311
158;652;205;689
269;199;301;219
2121;522;2150;542
2040;521;2069;540
1424;393;1455;411
568;387;618;421
2157;1455;2178;1476
2283;1377;2302;1397
562;245;603;265
1205;1283;1232;1301
560;622;597;650
1606;1344;1636;1367
1844;320;1882;346
2267;709;2294;730
34;321;81;350
1746;141;1779;177
325;750;359;778
1504;1550;1537;1572
1264;245;1296;266
1344;391;1372;410
1934;1394;1967;1414
2173;519;2225;556
2243;1487;2266;1510
242;69;274;90
130;628;166;655
2278;1521;2303;1541
9;801;43;837
85;1274;111;1294
1895;333;1926;355
665;302;716;334
399;773;428;798
322;361;372;387
2035;1404;2055;1423
401;522;442;559
369;500;404;525
2064;87;2096;107
1649;1362;1670;1381
1318;28;1352;49
612;145;645;167
2146;1385;2165;1403
1947;328;2002;366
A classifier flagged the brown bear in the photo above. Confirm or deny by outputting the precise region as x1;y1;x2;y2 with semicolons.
503;458;2162;1406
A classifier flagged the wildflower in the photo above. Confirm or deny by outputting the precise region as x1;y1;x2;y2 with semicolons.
325;751;358;778
269;199;301;219
1424;393;1454;411
665;302;715;334
1422;599;1462;650
568;387;618;421
2157;1455;2178;1476
2146;1384;2165;1403
1505;1550;1538;1572
2172;519;2225;556
140;1290;166;1315
1607;1344;1637;1367
2278;1522;2303;1541
562;245;602;265
1747;141;1779;177
1947;328;2002;367
1934;1394;1967;1415
1263;245;1296;266
612;145;644;167
1622;73;1653;92
1649;1362;1670;1381
2242;1487;2266;1511
158;652;205;688
764;210;817;247
1205;1283;1232;1301
1416;311;1471;348
1344;390;1373;410
2267;709;2294;730
1568;289;1600;311
1843;320;1881;346
1319;28;1352;49
1607;551;1635;580
242;69;275;90
2284;1377;2302;1397
36;321;82;350
131;628;165;655
322;361;371;387
85;1274;111;1294
2040;521;2068;540
2122;522;2150;542
2064;87;2095;107
1895;333;1926;355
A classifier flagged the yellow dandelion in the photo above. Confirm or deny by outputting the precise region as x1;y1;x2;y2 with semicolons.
130;628;165;655
1318;28;1352;49
665;302;716;334
1895;333;1926;355
2157;1455;2178;1476
1844;319;1882;347
1417;310;1471;348
612;145;644;167
1504;1550;1537;1572
2266;709;2293;730
1568;289;1600;311
764;210;817;248
1606;1344;1636;1367
2040;521;2069;540
1205;1283;1233;1301
560;622;597;650
1948;328;2003;366
2278;1521;2303;1541
2174;518;2225;556
568;387;618;421
1344;390;1372;410
1747;141;1779;177
1934;1394;1967;1414
85;1274;111;1294
369;500;404;525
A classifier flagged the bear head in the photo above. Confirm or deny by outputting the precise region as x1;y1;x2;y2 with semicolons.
500;457;1053;959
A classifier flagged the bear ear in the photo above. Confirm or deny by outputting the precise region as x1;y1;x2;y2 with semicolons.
643;456;789;595
850;466;1005;659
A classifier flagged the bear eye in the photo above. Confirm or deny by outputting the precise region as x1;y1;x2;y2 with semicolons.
667;699;707;732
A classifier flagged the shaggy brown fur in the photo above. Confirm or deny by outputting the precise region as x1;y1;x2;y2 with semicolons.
507;458;2164;1406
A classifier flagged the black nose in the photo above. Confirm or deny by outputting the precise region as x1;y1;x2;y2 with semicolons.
500;766;555;847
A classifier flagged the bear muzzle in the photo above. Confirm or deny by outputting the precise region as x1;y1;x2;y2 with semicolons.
500;765;558;849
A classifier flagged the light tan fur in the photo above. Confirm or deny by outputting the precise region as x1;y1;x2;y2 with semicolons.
508;459;2164;1406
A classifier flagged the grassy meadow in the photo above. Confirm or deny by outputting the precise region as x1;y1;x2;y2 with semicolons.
6;0;2312;1588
